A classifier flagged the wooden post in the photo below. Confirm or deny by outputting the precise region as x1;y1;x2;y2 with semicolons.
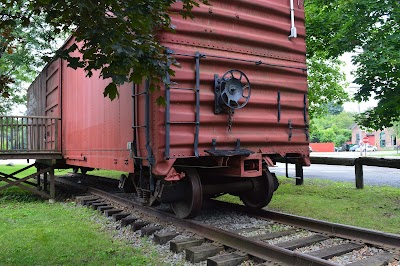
36;171;41;190
43;172;48;192
355;159;364;189
295;162;304;185
49;167;55;203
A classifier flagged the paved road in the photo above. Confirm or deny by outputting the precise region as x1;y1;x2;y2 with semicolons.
270;162;400;188
311;150;400;159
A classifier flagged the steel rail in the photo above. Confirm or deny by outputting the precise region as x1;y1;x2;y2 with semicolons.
54;176;399;265
55;175;400;252
86;186;338;266
211;200;400;251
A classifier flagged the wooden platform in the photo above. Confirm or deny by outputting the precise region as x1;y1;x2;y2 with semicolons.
0;152;62;160
0;115;62;199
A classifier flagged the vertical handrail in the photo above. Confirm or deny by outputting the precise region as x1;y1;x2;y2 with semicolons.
0;117;3;149
5;117;9;150
194;51;201;158
165;68;171;160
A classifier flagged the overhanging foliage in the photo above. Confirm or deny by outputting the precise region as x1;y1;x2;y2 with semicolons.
0;0;207;111
305;0;400;129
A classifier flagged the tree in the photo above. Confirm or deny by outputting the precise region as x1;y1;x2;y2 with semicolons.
0;2;67;113
306;54;348;119
304;1;351;119
0;0;207;108
309;112;354;146
327;102;344;116
1;0;350;119
4;0;395;126
305;0;400;130
353;19;400;129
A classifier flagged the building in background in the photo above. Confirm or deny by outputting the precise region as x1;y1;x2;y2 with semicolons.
351;124;398;150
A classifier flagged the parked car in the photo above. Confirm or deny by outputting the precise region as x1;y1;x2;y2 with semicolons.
347;144;357;151
349;145;359;152
334;147;343;152
342;143;352;151
355;144;377;152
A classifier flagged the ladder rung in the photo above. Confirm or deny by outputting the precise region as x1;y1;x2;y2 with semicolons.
132;156;148;159
170;87;195;91
132;91;147;97
132;125;146;128
169;122;199;125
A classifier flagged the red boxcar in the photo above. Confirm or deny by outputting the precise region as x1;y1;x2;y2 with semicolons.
28;0;309;218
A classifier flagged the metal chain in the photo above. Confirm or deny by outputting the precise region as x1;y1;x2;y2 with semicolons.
228;108;233;133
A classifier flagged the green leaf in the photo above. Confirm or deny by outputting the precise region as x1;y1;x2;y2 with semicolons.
0;0;210;112
156;96;166;106
103;83;119;100
305;0;400;129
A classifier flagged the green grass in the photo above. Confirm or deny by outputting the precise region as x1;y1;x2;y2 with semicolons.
0;200;165;265
0;164;168;266
0;164;124;186
0;164;39;200
218;176;400;234
77;168;126;179
0;164;125;201
0;164;37;177
1;163;399;265
0;163;125;178
373;153;400;157
53;167;125;179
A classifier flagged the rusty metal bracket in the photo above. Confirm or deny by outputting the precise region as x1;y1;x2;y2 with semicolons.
288;120;293;141
305;123;310;141
205;139;254;157
214;74;224;114
236;139;241;150
303;94;307;123
284;157;303;184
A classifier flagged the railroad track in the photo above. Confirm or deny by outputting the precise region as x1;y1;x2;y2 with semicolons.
55;174;400;266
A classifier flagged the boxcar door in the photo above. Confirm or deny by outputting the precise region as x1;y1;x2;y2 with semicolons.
45;59;61;152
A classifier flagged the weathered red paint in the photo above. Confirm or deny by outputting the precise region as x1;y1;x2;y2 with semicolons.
165;167;186;181
28;0;309;176
149;0;309;175
60;56;134;172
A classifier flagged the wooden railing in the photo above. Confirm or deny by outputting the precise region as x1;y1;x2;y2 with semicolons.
311;157;400;189
0;116;61;154
279;156;400;189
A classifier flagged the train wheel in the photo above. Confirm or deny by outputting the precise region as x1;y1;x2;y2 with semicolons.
171;168;203;219
239;169;275;209
72;167;79;174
